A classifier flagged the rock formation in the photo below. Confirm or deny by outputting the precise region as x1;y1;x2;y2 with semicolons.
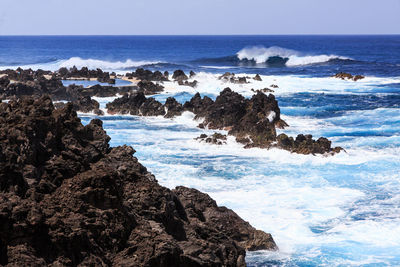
333;72;365;81
107;88;342;155
196;133;227;145
0;96;277;266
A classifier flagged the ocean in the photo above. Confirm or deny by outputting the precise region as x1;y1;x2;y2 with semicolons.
1;35;400;266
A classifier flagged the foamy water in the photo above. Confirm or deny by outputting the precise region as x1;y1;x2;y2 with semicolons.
79;73;400;266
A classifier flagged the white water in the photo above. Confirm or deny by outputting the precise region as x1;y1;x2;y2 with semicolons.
76;72;400;265
237;46;351;66
0;57;162;72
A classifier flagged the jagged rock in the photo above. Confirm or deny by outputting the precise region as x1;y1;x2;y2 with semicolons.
276;133;343;155
0;96;277;266
333;72;365;81
172;70;188;81
195;133;227;145
127;68;168;82
178;80;198;87
182;92;214;117
189;71;196;78
173;187;277;251
253;74;262;81
106;88;340;155
270;84;279;88
138;80;164;95
106;92;164;116
164;97;183;118
251;88;274;93
106;92;147;115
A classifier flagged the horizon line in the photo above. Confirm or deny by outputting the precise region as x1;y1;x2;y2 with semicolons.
1;34;400;37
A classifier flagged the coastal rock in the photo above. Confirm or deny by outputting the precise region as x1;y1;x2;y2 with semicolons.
106;92;165;116
172;70;188;81
276;133;343;155
253;74;262;81
189;70;196;78
182;92;214;117
195;133;227;145
164;97;184;118
0;96;277;266
178;80;198;87
173;187;277;251
138;80;164;95
127;68;168;82
333;72;365;81
105;87;341;155
251;88;274;93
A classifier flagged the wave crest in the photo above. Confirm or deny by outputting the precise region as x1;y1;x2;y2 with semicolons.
236;46;351;66
59;57;162;70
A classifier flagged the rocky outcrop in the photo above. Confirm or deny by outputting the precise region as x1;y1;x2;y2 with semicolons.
137;80;164;95
0;96;277;266
107;89;341;155
55;96;104;115
164;97;184;118
253;74;262;81
106;92;165;116
57;66;115;84
333;72;365;81
218;72;249;84
172;70;188;82
0;69;139;102
195;133;227;145
126;68;168;82
276;133;343;155
251;88;274;93
178;80;198;87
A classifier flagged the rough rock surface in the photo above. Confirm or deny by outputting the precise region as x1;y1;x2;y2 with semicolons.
333;72;365;81
126;68;168;82
0;69;135;101
107;88;341;155
137;80;164;95
195;133;227;145
0;96;277;266
172;70;188;82
276;133;343;155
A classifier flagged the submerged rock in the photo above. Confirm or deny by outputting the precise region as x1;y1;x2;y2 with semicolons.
276;133;343;155
195;132;227;145
0;96;277;266
253;74;262;81
333;72;365;81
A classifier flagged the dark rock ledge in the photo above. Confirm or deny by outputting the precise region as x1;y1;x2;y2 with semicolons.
107;88;342;155
0;96;276;266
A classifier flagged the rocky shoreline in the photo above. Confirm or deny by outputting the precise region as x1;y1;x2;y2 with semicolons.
0;67;343;155
0;97;276;266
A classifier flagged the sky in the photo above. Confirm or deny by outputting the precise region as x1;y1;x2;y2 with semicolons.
1;0;399;35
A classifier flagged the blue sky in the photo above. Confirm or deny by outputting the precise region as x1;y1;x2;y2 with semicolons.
1;0;399;35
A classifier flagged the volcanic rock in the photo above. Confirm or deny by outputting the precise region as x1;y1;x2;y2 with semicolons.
333;72;365;81
137;80;164;95
253;74;262;81
0;96;277;266
172;70;188;82
195;133;227;145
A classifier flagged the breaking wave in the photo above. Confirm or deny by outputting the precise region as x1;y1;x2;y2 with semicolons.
0;57;163;72
236;46;352;66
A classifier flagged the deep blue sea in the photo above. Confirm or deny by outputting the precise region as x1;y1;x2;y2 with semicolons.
1;35;400;266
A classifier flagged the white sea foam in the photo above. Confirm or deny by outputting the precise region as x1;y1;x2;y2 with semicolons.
156;71;400;97
237;46;350;66
0;57;161;72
